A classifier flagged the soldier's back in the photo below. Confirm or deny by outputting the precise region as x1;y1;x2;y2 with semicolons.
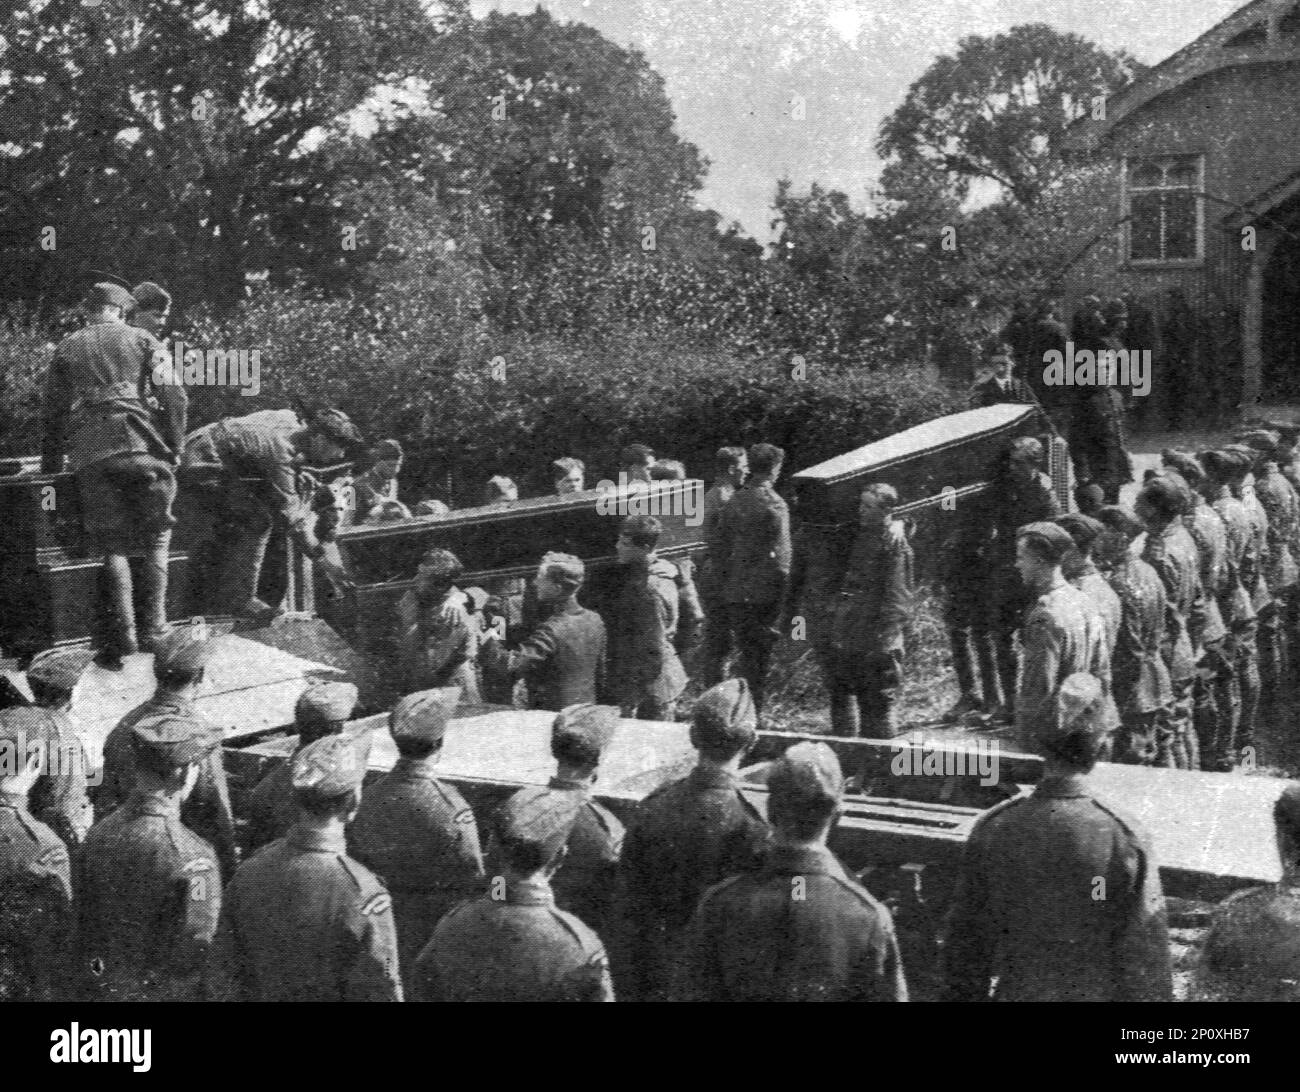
1199;884;1300;1001
0;802;73;1001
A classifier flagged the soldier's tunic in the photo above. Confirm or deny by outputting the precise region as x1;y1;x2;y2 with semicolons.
607;555;689;719
96;693;238;879
533;776;624;936
394;586;482;702
616;764;770;1001
208;824;402;1001
477;598;607;712
942;775;1173;1002
1105;555;1173;766
677;843;908;1002
413;878;613;1002
1184;499;1234;772
0;793;73;1001
77;790;221;1001
1014;578;1114;753
1142;522;1207;769
699;481;738;684
26;706;93;847
1250;466;1297;694
1196;882;1300;1002
1071;561;1121;656
348;757;484;986
1214;488;1261;759
709;481;792;711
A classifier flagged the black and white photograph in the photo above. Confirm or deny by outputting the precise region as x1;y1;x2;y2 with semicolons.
0;0;1296;1049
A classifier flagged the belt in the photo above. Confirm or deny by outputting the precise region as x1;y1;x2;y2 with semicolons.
70;380;141;414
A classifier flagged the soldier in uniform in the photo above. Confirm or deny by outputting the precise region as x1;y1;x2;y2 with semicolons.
479;552;607;711
95;626;238;878
208;732;403;1002
551;456;586;495
0;708;74;1001
615;679;770;1001
503;703;624;936
677;742;908;1002
708;443;792;716
617;443;655;487
413;785;614;1002
968;340;1032;409
77;710;223;1001
942;673;1173;1002
129;281;172;338
1096;506;1173;766
1195;784;1300;1001
23;648;95;847
393;548;482;701
1013;522;1113;754
1225;443;1276;720
348;688;484;990
820;483;913;738
245;680;358;853
180;406;359;619
1201;450;1261;765
1057;513;1120;657
699;446;748;686
608;515;693;721
41;283;187;664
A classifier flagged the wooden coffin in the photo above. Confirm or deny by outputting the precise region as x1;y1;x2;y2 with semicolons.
317;480;707;646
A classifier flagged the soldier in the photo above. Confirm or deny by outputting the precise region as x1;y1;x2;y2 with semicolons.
95;626;237;879
1201;450;1261;765
482;475;518;504
505;703;625;936
412;785;613;1002
1225;442;1276;709
677;741;907;1002
77;710;222;1001
1019;295;1071;432
1195;784;1300;1001
551;456;586;495
617;443;655;487
650;458;687;481
968;340;1032;409
708;443;792;716
478;552;606;711
1013;522;1113;753
208;732;403;1001
352;439;404;524
1161;450;1234;771
180;406;359;619
608;515;691;721
0;708;74;1001
615;679;769;1001
821;483;913;739
943;673;1173;1002
41;283;187;664
394;548;481;701
1057;513;1120;656
698;446;748;685
129;281;171;338
1096;507;1173;766
1068;297;1134;504
23;648;95;847
1136;476;1207;769
349;688;483;991
245;680;358;854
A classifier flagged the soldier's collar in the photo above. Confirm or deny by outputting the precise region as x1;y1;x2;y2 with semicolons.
689;763;739;790
288;824;348;853
393;755;441;780
507;877;556;906
548;775;592;793
1034;773;1092;798
765;843;840;878
128;788;182;818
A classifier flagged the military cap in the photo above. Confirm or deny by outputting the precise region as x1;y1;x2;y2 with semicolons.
1236;430;1281;461
130;710;220;768
1137;475;1188;518
390;686;460;745
1073;481;1105;515
1016;520;1076;562
1160;448;1205;484
131;281;171;312
290;732;371;797
152;624;218;678
496;784;582;860
551;704;619;765
295;680;359;730
768;741;844;811
371;438;403;461
1201;449;1248;480
26;647;95;694
307;407;363;448
1097;504;1145;542
1222;442;1264;468
1056;512;1106;550
85;282;136;310
1038;672;1109;747
692;679;758;751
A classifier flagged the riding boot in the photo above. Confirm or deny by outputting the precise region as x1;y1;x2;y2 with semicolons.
100;553;139;666
218;527;272;617
137;531;172;651
947;628;982;715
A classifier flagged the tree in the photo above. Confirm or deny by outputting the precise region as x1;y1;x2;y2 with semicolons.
877;23;1143;206
0;0;446;310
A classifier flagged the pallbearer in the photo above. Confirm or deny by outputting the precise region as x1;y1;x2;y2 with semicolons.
41;283;186;665
23;648;95;847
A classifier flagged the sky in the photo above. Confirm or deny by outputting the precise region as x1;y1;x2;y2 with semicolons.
472;0;1248;240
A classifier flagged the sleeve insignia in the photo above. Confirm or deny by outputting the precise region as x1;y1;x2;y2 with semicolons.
361;892;392;916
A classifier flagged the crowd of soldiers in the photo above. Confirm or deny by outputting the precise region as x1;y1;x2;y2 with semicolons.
6;279;1300;1001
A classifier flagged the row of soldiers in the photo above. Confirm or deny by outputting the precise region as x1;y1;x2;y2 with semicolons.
7;618;1295;1000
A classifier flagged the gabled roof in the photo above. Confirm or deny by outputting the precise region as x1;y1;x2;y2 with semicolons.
1064;0;1300;153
